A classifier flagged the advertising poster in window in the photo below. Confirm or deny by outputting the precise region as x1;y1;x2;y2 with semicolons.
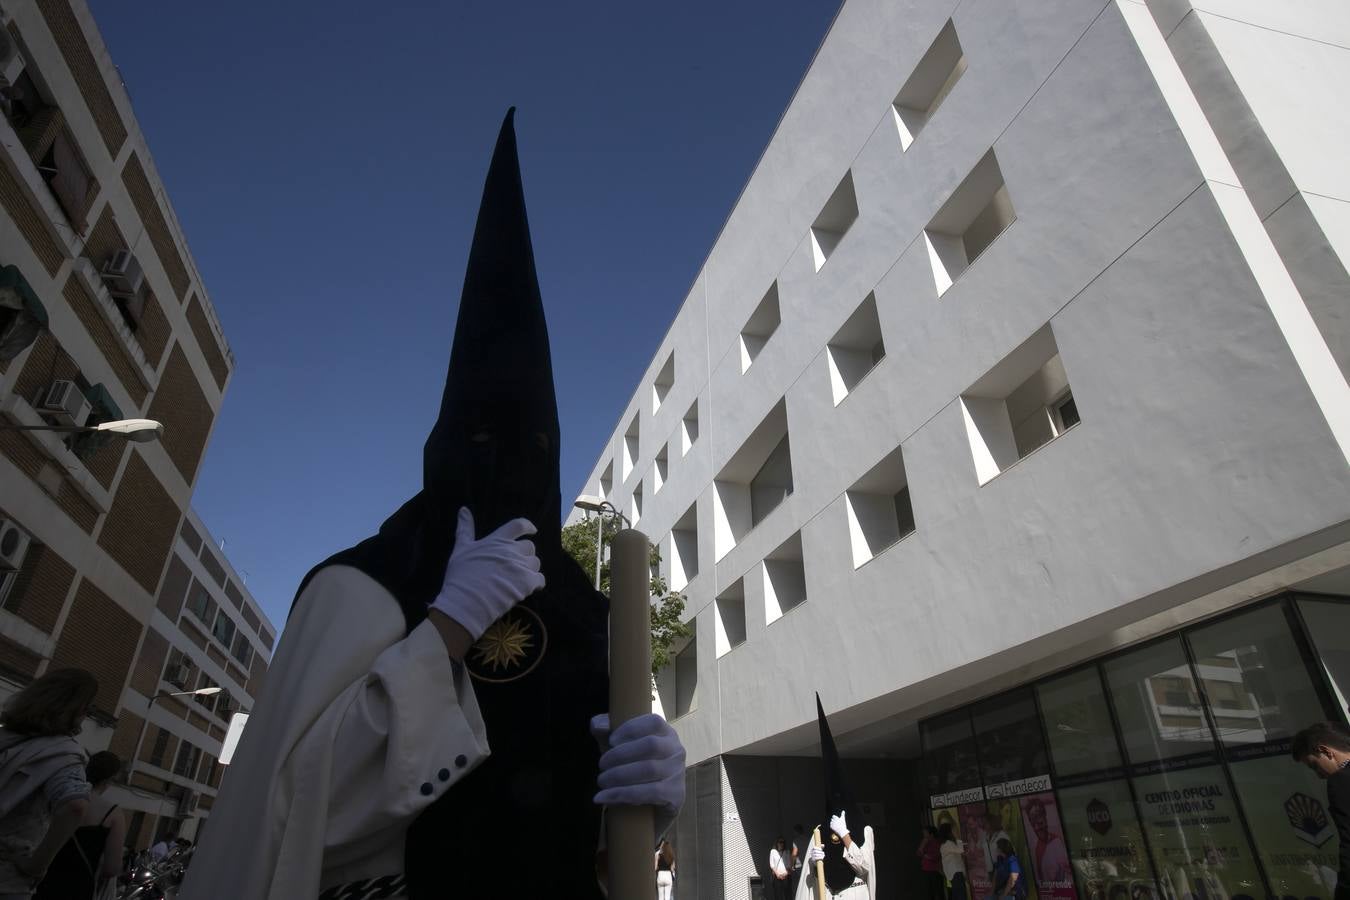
988;794;1040;900
959;802;998;899
1227;754;1340;900
1056;780;1158;900
1019;792;1078;899
1133;767;1263;900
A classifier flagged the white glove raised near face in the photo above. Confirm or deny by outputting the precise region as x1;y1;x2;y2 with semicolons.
429;507;545;641
830;811;849;839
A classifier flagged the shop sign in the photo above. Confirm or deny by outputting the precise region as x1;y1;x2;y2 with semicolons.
931;786;985;808
986;773;1053;799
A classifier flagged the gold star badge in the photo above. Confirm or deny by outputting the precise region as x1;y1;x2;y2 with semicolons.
467;606;547;683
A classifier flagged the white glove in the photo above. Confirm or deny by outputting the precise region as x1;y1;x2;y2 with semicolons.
830;811;849;839
429;508;545;641
806;845;825;864
590;713;686;816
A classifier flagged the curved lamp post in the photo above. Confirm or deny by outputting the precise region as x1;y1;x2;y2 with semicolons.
0;417;163;443
573;495;631;590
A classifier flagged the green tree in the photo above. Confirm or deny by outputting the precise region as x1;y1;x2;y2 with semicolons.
561;518;691;676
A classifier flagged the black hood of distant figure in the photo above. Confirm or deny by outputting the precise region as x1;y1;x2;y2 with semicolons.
816;694;867;892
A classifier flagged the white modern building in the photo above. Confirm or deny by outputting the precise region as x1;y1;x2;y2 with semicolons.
570;0;1350;898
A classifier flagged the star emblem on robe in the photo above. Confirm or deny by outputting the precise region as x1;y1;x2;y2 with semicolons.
466;606;547;683
474;617;533;672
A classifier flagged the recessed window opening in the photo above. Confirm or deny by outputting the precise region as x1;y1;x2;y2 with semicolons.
810;172;859;272
715;580;747;657
669;504;699;591
893;20;967;151
764;532;807;624
750;436;793;525
653;444;669;493
960;325;1080;485
674;626;698;717
845;447;916;568
681;401;700;456
631;483;644;526
713;400;792;560
740;283;781;373
652;353;675;414
924;150;1015;295
622;413;640;481
599;461;613;500
827;292;887;405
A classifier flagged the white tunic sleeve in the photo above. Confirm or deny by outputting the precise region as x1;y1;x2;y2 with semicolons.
182;565;492;900
843;839;869;879
311;616;490;860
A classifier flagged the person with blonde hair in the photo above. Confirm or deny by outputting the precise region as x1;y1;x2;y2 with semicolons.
0;668;97;897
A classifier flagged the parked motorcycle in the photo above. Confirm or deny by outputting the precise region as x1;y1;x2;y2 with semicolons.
119;846;191;900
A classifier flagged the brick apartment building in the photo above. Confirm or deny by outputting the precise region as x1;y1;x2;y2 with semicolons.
0;0;274;846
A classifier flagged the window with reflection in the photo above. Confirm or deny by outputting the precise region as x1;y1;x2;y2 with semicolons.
1039;667;1123;779
922;709;981;801
1188;603;1340;899
1298;597;1350;716
1104;639;1216;765
1105;640;1262;900
971;688;1049;787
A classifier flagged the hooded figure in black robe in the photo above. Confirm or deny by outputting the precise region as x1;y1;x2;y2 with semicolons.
296;109;611;898
797;695;878;899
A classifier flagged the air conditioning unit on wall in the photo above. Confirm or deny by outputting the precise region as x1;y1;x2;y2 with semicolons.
175;790;197;816
101;249;144;299
166;663;190;689
39;380;90;428
0;519;31;572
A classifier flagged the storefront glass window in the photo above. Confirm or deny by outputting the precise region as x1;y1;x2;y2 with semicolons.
1039;668;1156;899
1039;667;1123;779
1055;779;1155;900
922;709;981;804
1188;603;1341;899
972;689;1050;789
1104;640;1264;900
1298;597;1350;717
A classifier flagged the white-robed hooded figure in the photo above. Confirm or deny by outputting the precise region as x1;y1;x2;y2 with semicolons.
181;110;685;900
797;696;877;900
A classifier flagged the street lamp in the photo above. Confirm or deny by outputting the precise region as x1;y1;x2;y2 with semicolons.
0;417;163;443
126;686;223;788
574;495;630;590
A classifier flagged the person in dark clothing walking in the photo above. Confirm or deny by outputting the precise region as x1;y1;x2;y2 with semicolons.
1292;722;1350;900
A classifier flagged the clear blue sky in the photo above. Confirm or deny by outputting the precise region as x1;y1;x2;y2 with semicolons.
88;0;841;631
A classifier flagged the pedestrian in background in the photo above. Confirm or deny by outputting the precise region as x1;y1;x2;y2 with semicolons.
36;751;125;900
919;825;945;900
769;835;792;900
939;822;968;900
655;839;675;900
0;669;97;897
1291;722;1350;900
992;838;1025;900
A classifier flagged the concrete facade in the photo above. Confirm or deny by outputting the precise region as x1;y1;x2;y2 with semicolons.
0;0;273;848
569;0;1350;897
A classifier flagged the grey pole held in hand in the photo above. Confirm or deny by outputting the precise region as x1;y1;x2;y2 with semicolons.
607;528;655;899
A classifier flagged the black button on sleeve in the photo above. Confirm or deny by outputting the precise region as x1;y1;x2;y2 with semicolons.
420;782;433;796
438;768;450;782
454;754;468;768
